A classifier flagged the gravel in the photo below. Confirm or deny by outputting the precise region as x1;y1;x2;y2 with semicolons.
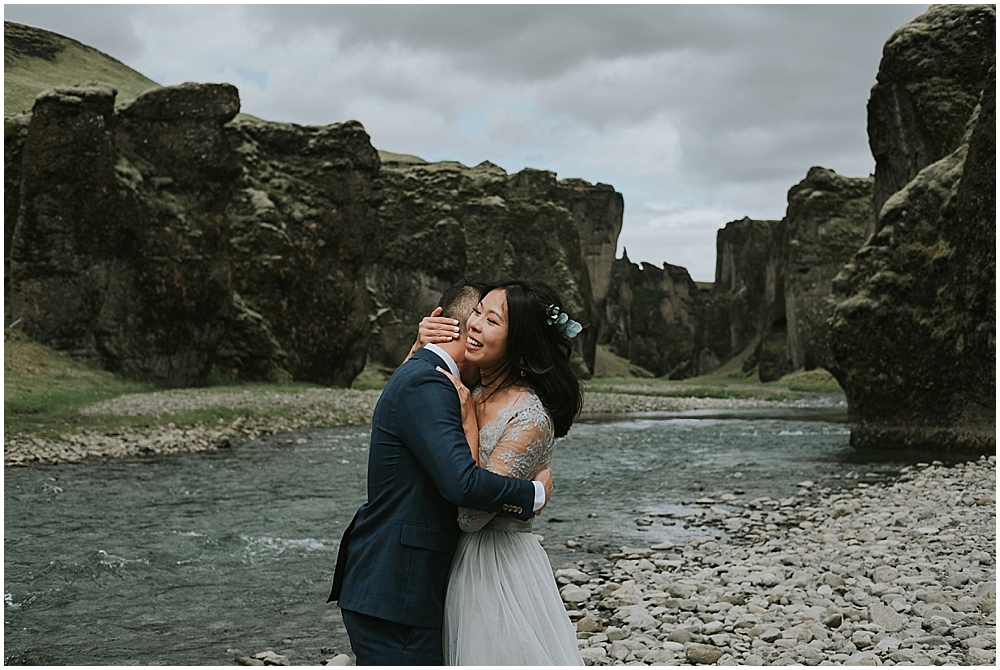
558;457;996;666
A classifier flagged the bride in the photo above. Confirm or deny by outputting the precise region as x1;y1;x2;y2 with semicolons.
424;277;585;665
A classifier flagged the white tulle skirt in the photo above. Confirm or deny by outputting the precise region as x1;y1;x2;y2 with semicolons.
443;521;584;666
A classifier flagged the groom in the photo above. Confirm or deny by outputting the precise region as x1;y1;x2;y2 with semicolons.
329;281;551;665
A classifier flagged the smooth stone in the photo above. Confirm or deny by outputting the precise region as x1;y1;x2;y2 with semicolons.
967;648;996;664
868;602;908;632
556;567;592;585
561;584;592;603
685;643;723;665
606;626;630;642
322;655;352;666
846;651;882;665
580;647;608;665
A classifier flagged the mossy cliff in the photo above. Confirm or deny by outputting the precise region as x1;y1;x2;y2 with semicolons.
9;83;239;387
222;119;382;386
368;156;624;377
828;5;995;452
599;252;704;379
694;217;784;378
867;4;995;215
783;168;874;373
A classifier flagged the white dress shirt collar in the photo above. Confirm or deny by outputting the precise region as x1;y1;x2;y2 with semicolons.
423;343;460;379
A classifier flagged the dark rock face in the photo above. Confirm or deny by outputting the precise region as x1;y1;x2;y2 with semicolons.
369;157;621;377
695;217;784;377
867;4;996;215
829;45;995;455
600;253;703;378
9;83;239;387
3;112;30;306
784;168;874;372
223;119;382;386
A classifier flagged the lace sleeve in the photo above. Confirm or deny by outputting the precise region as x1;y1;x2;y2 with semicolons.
458;395;555;532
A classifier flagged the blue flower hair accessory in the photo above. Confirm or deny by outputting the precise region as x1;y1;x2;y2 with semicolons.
545;304;583;339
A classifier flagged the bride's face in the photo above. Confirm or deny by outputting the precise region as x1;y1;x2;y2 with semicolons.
465;289;508;369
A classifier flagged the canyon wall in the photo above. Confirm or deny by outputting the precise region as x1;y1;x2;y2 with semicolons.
368;155;624;377
828;5;995;452
9;83;239;387
600;253;704;378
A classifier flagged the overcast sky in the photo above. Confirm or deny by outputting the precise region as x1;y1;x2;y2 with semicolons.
6;3;929;281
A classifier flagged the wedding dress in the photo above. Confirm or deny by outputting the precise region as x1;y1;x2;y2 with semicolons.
443;389;583;666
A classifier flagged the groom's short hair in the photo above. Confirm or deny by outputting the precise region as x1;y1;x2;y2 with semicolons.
438;280;485;332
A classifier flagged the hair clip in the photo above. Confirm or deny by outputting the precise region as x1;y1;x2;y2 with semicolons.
545;304;583;339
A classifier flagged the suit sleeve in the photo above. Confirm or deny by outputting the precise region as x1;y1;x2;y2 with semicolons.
395;370;535;521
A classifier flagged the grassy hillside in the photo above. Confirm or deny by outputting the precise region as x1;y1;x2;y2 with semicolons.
4;21;260;122
4;21;160;115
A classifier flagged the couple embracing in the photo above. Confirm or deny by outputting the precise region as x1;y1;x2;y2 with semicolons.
329;277;585;665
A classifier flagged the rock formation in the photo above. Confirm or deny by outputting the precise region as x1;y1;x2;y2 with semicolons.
222;119;382;386
600;253;704;378
9;82;239;387
694;217;785;378
829;4;995;452
783;168;874;372
867;4;996;216
368;155;623;377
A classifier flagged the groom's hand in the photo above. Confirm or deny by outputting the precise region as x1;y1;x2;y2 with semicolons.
533;468;553;515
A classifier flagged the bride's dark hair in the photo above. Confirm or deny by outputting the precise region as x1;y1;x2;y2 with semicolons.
480;277;583;438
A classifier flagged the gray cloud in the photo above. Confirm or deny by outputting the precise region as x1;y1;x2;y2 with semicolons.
4;4;929;280
5;4;146;65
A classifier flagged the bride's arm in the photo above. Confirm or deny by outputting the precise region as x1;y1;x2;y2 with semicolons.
457;404;554;532
404;307;460;362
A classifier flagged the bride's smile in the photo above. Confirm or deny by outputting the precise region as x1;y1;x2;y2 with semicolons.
465;290;508;369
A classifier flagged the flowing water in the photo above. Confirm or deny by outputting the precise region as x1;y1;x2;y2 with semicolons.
4;394;965;665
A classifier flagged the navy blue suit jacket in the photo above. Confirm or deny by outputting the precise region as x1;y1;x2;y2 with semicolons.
329;348;536;628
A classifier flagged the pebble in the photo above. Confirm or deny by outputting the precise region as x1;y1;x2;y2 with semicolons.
560;457;996;666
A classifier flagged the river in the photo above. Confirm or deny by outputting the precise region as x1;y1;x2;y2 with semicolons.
4;394;952;665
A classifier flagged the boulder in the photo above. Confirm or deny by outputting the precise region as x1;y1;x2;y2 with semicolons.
9;82;239;386
224;118;382;386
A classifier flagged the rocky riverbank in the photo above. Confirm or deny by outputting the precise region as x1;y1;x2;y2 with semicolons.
556;456;996;666
3;387;805;466
3;388;382;466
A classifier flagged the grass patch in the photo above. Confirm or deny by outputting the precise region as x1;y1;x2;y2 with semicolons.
4;332;154;435
5;25;160;115
4;330;324;437
350;360;394;390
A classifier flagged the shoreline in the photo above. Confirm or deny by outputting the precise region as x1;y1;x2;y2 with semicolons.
558;457;996;666
4;387;818;467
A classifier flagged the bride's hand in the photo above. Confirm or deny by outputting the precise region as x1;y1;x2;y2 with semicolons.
419;307;460;344
436;366;479;464
404;307;460;362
